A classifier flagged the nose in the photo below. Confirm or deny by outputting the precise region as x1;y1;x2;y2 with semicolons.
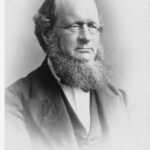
78;24;92;44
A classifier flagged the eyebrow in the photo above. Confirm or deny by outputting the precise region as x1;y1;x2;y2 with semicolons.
76;21;96;25
62;21;99;27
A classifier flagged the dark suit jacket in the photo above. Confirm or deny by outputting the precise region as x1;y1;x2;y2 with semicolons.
5;59;128;150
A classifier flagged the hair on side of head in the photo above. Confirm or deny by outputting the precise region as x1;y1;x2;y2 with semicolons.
33;0;57;52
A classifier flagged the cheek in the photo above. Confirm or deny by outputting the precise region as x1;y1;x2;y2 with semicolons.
94;36;100;46
92;37;100;52
59;35;77;55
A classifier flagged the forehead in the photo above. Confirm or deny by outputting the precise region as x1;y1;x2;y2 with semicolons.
55;0;100;25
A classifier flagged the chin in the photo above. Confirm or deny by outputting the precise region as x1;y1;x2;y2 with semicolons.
76;58;93;63
75;55;95;63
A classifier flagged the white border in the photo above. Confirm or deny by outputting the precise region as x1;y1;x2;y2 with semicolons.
0;0;5;149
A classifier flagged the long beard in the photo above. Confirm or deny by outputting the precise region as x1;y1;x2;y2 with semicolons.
46;33;111;91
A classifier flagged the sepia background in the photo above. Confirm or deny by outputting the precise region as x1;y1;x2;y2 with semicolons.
5;0;150;149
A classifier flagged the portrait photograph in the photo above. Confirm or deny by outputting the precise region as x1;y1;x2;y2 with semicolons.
5;0;150;150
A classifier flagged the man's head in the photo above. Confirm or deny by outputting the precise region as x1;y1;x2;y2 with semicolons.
34;0;110;91
54;0;101;63
34;0;102;60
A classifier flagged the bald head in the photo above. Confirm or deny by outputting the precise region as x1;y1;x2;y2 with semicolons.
55;0;100;26
55;0;98;11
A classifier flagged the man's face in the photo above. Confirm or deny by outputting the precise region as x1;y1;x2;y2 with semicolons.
54;0;101;63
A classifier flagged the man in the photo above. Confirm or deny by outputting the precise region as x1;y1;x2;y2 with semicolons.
5;0;128;150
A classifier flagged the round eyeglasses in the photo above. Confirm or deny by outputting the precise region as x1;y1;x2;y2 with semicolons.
55;23;103;34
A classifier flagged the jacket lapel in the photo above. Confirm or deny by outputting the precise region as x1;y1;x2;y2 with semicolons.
27;59;78;149
93;85;128;138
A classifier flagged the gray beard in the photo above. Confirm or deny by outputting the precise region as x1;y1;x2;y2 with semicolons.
46;33;110;91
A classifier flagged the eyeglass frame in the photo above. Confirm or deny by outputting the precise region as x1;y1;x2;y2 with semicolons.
55;22;103;34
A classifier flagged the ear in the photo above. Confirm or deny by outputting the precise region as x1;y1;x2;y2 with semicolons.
41;32;49;46
41;31;56;50
42;31;61;53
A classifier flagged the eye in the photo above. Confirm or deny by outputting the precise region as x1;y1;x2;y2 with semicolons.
62;24;80;32
70;24;80;30
71;24;80;28
69;24;80;32
87;23;98;34
88;23;103;33
88;23;97;29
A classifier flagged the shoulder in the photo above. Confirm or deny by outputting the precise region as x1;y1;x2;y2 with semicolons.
5;77;32;150
5;59;51;100
95;83;128;110
5;62;44;123
5;61;51;150
107;83;128;106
